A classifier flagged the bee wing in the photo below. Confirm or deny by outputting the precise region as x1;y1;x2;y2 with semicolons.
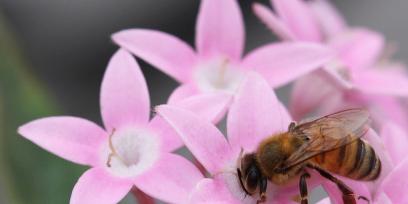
282;109;370;169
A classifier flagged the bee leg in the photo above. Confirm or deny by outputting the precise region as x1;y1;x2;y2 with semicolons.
299;171;311;204
257;177;267;204
358;196;370;203
307;164;358;204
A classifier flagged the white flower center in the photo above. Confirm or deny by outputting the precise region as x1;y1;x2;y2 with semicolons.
102;127;160;178
193;58;245;94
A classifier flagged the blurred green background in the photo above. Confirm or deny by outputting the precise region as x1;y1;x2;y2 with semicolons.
1;0;408;203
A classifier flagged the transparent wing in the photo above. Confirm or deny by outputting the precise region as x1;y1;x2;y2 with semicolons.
282;109;370;169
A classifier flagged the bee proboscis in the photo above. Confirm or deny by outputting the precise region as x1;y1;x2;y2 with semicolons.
237;109;380;204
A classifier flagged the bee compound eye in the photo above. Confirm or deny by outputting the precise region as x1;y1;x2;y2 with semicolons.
245;168;260;192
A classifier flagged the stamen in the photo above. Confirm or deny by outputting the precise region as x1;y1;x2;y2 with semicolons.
215;58;229;88
106;128;126;167
237;147;244;168
337;67;351;81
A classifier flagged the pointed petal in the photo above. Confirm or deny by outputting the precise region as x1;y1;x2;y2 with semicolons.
112;29;196;82
329;28;384;70
18;117;106;166
242;42;334;88
370;96;408;130
156;105;233;174
289;72;340;120
175;93;232;124
228;72;291;154
196;0;244;60
70;168;133;204
135;153;203;203
320;64;354;90
353;69;408;97
381;123;408;165
308;0;346;37
188;178;242;204
150;93;232;152
147;116;183;153
252;3;297;41
271;0;322;41
167;84;198;104
375;192;392;204
381;157;408;204
100;49;150;131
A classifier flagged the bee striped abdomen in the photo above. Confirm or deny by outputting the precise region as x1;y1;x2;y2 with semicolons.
311;139;381;181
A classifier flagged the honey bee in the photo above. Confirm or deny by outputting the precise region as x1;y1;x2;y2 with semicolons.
237;109;381;204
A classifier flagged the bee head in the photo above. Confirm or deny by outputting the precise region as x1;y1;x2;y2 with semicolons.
237;152;263;196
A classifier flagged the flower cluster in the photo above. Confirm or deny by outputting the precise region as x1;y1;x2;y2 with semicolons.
18;0;408;204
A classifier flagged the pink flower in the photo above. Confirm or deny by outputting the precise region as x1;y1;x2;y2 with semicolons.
253;0;408;127
18;49;232;204
112;0;334;108
157;73;323;203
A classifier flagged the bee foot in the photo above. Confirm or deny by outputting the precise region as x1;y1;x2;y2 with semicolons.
358;195;370;203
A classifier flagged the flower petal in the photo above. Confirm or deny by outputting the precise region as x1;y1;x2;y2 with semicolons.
381;123;408;165
375;192;392;204
150;93;232;152
316;197;331;204
322;179;370;204
307;0;346;38
271;0;322;41
18;117;106;166
371;96;408;131
156;105;233;174
167;84;198;104
175;92;232;124
70;168;133;204
320;64;354;90
188;178;241;204
289;72;340;120
100;49;150;131
228;72;291;155
381;157;408;204
353;69;408;97
252;3;297;41
112;29;196;82
147;116;183;153
135;153;203;203
329;28;384;70
363;129;394;194
242;42;334;88
196;0;244;60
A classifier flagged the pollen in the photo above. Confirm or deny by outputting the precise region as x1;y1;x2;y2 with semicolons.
102;127;160;178
106;128;127;167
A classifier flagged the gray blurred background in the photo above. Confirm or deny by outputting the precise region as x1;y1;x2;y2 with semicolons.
3;0;408;118
0;0;406;203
